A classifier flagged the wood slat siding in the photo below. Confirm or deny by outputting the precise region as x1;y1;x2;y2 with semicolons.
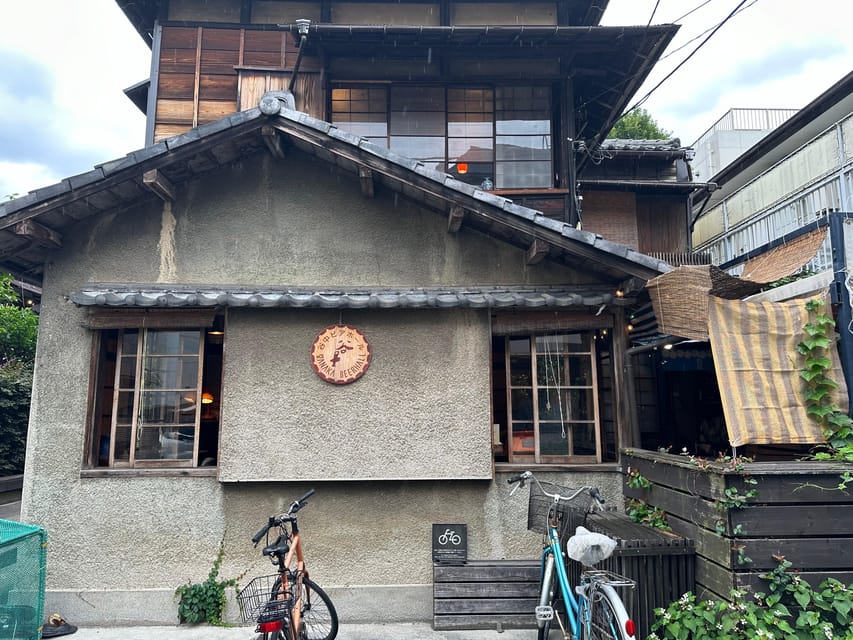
155;26;320;142
432;560;540;630
623;450;853;602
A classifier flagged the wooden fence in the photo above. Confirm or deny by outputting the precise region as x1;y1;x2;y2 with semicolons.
623;449;853;601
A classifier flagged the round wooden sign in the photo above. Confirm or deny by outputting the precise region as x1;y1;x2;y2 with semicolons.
310;324;372;384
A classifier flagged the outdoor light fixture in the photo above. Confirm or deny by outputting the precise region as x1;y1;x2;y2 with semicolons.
615;289;624;298
295;18;311;35
457;163;469;174
626;323;634;332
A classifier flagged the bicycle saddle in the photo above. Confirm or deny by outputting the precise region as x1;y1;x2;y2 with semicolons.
262;535;290;557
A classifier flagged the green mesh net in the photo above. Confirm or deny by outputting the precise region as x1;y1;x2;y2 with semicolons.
0;519;46;640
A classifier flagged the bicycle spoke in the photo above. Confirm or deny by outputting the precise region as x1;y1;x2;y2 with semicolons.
588;589;626;640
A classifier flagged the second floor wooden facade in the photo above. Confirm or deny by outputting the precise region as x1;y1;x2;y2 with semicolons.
119;0;686;249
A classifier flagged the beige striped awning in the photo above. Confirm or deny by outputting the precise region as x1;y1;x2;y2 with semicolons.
707;292;847;447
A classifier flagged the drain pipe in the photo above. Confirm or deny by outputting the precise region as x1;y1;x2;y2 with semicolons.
288;19;311;93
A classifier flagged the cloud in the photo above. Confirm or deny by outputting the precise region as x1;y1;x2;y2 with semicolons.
0;48;136;196
665;40;846;118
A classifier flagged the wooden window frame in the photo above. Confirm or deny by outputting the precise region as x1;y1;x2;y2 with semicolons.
110;329;204;469
503;331;601;464
330;82;554;189
86;313;223;471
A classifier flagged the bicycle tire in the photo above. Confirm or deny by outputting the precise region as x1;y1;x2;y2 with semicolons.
299;578;339;640
257;632;288;640
584;584;634;640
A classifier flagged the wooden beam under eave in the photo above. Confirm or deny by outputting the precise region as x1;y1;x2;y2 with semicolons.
447;205;465;233
143;169;176;202
359;167;374;198
526;238;549;265
14;219;62;248
262;125;286;160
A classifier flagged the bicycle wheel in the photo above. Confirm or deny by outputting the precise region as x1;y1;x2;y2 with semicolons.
299;578;338;640
257;632;288;640
585;585;634;640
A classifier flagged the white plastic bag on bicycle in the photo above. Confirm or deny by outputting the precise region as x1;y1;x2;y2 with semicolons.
566;526;617;566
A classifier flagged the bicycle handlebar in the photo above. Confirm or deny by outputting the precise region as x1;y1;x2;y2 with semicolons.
252;516;275;545
291;489;315;513
507;470;605;505
251;489;316;545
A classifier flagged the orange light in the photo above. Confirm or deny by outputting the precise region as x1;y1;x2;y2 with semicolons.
201;392;214;404
457;162;468;174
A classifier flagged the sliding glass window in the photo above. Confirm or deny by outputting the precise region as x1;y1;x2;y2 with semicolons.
331;84;552;190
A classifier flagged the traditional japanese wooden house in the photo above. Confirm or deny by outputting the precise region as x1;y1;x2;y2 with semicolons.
1;0;693;625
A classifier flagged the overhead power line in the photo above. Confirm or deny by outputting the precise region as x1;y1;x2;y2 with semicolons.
578;0;760;137
624;0;756;115
646;0;662;27
660;0;759;61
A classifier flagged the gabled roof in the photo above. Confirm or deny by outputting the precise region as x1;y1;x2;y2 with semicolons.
0;95;672;288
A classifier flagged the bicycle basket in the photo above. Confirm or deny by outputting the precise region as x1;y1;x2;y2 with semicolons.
237;574;291;624
527;481;595;540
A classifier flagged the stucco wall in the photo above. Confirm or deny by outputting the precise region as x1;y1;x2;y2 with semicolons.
220;307;492;480
36;471;623;624
22;151;623;623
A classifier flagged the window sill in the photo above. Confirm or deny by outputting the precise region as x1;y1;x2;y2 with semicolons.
80;467;218;479
494;462;620;474
492;188;569;195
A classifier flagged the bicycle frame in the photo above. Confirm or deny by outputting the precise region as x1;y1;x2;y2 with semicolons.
251;490;315;638
271;527;306;637
541;523;584;637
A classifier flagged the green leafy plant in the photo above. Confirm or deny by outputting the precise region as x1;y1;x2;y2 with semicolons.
798;298;853;489
624;466;670;530
648;558;853;639
626;466;652;490
0;274;38;475
626;498;671;531
175;541;239;625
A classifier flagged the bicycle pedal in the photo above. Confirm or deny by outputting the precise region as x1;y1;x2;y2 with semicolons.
535;605;554;621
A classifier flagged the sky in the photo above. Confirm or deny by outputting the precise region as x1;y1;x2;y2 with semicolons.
1;0;851;199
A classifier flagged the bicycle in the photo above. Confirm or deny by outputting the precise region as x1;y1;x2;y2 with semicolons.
508;471;637;640
237;490;339;640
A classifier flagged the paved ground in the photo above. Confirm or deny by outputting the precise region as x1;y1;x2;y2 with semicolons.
0;499;21;521
68;623;532;639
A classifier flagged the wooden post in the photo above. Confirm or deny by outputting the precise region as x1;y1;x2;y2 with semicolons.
831;212;853;399
611;307;638;456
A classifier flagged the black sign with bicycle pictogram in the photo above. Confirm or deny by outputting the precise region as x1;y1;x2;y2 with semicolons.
432;523;467;564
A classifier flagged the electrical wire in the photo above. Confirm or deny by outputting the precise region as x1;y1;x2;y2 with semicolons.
624;0;755;115
671;0;716;25
646;0;662;27
580;0;758;121
659;0;759;61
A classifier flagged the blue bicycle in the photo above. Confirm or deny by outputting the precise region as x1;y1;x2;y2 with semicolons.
508;471;636;640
